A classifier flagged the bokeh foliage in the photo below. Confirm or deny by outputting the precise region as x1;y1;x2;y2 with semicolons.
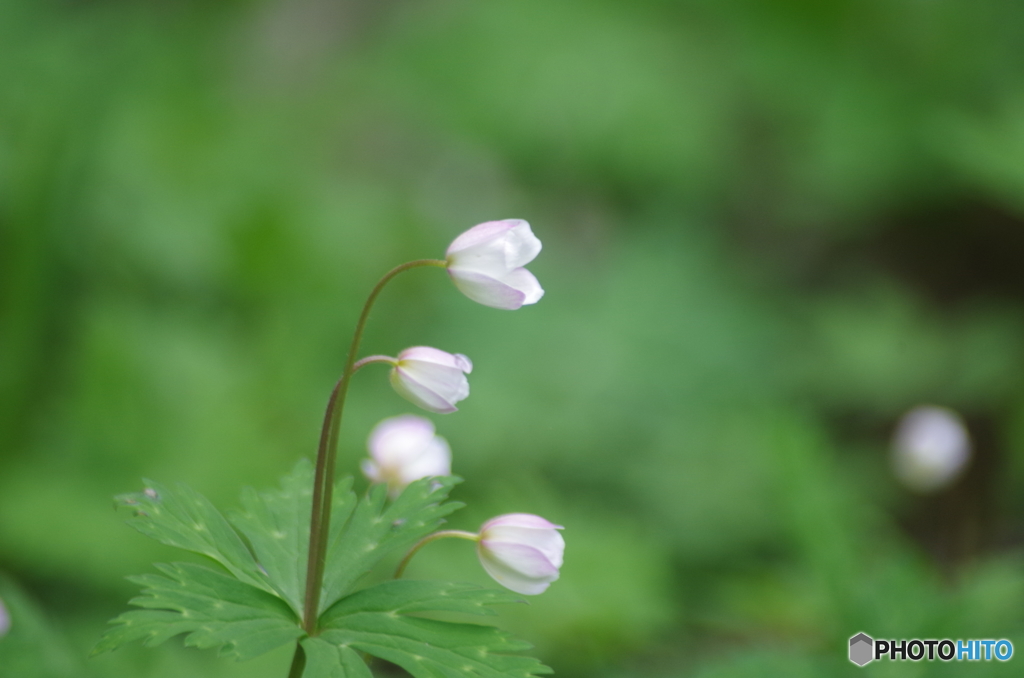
3;0;1024;676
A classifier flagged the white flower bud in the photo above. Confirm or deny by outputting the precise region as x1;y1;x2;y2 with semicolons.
476;513;564;595
446;219;544;310
361;415;452;498
893;405;971;493
389;346;472;414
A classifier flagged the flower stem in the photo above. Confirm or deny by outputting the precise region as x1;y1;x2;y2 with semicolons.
351;355;396;372
301;258;447;635
287;644;305;678
393;530;479;579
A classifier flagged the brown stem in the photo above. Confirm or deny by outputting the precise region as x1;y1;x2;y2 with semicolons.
300;258;447;634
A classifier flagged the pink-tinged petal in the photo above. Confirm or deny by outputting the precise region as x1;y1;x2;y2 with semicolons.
498;268;544;305
399;361;470;404
0;597;9;637
445;220;543;310
368;415;437;466
398;346;471;371
452;353;473;374
504;222;542;269
477;542;560;596
362;415;453;498
482;526;565;569
446;220;520;256
360;459;383;483
389;368;459;414
449;269;527;310
397;437;451;485
481;513;564;531
446;220;537;275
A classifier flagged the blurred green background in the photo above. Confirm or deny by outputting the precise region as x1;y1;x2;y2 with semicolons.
3;0;1024;676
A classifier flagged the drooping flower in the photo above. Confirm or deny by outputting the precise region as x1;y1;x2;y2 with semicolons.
361;415;452;498
476;513;564;595
446;219;544;310
893;405;971;493
388;346;472;414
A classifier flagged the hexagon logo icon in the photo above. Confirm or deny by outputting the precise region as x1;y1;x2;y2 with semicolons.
849;633;874;666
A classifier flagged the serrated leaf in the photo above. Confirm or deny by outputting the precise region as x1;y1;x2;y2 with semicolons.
115;479;274;596
228;459;353;616
94;562;303;660
315;580;550;678
301;638;374;678
320;581;523;624
320;476;464;614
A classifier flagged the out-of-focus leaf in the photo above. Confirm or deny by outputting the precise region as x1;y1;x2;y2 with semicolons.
319;476;463;614
115;480;274;596
229;458;324;617
93;562;302;661
315;580;549;678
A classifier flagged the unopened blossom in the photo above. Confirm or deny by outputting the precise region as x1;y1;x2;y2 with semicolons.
446;219;544;310
0;596;9;638
893;405;971;493
361;415;451;498
389;346;472;414
476;513;564;595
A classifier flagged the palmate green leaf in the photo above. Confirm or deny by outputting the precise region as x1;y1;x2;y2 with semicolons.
301;638;374;678
114;478;275;596
93;562;303;660
309;580;551;678
228;459;356;616
102;463;545;676
320;476;464;614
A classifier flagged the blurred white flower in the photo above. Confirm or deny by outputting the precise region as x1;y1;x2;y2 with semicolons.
893;405;971;493
389;346;472;414
446;219;544;310
361;415;452;498
0;596;10;638
476;513;564;595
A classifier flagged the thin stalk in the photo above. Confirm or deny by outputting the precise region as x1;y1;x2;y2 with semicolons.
393;530;479;579
301;258;447;634
287;644;305;678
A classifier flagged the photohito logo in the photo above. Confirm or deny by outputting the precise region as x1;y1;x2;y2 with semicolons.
849;632;1013;666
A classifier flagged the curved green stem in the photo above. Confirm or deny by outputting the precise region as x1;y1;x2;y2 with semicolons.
351;355;396;372
393;530;479;579
301;258;447;634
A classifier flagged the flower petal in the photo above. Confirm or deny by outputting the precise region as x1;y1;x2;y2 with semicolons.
398;346;472;371
397;437;451;485
399;360;470;403
360;459;383;483
446;220;518;257
482;526;565;569
477;542;560;596
481;513;564;531
503;221;542;269
447;220;540;275
389;368;459;414
448;269;528;310
498;268;544;305
368;415;437;466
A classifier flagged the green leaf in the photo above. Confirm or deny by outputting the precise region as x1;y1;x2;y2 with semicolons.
320;476;464;613
301;638;374;678
314;580;550;678
103;464;547;676
115;479;274;596
94;562;303;660
228;458;331;616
